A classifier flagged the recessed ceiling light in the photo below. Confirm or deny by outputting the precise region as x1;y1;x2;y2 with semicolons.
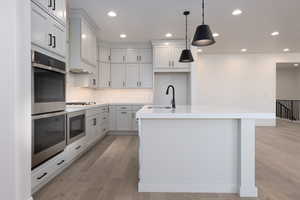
213;33;220;37
197;49;203;52
271;31;279;36
283;48;290;52
81;34;87;39
232;9;242;16
164;42;169;45
294;63;299;67
241;48;247;52
165;33;173;38
120;34;127;38
107;11;117;17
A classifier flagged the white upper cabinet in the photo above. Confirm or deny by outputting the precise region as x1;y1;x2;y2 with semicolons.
50;21;66;57
139;49;153;63
81;19;97;67
152;41;191;71
153;46;172;68
110;64;126;88
140;64;153;88
111;49;126;63
99;62;111;88
31;3;49;50
31;2;66;58
32;0;66;25
99;47;111;62
126;64;140;88
69;10;98;74
126;49;139;63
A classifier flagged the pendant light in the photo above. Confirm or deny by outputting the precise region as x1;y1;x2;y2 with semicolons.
191;0;216;46
179;11;194;63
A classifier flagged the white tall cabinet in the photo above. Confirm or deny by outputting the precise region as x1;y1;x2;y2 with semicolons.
31;1;66;58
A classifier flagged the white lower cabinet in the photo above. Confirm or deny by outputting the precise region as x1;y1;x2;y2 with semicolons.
116;110;132;131
109;104;143;132
32;150;67;193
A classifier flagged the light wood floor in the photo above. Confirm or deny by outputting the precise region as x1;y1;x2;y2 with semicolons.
34;120;300;200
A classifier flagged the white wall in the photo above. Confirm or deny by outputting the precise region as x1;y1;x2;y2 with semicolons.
191;52;300;126
276;67;300;100
0;1;31;200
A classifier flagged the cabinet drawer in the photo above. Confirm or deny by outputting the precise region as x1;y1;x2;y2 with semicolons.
66;137;86;162
31;151;66;189
116;105;132;111
100;106;109;113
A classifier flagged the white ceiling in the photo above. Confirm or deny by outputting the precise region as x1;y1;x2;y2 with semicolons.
69;0;300;53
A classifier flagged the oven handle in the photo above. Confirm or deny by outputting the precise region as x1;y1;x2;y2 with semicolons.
32;63;66;74
32;111;67;120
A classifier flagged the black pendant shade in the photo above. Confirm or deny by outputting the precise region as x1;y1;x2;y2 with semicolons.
191;0;216;47
192;24;215;46
179;11;194;63
179;49;194;63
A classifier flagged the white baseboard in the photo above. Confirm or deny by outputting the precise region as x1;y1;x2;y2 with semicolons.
239;186;258;197
138;183;238;194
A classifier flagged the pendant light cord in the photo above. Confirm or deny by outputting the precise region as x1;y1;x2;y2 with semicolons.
202;0;205;24
185;13;188;49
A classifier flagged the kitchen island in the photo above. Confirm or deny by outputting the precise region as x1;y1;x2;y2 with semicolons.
136;105;275;197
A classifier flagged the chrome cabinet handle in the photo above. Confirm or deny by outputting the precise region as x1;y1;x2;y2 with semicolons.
37;172;48;180
172;61;174;67
57;160;65;166
121;107;127;109
121;112;127;114
93;118;97;126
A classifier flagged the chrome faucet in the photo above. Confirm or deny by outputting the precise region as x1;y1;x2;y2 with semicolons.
166;85;176;109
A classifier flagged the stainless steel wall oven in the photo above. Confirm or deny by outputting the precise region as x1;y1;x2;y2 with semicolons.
32;111;67;169
32;51;66;114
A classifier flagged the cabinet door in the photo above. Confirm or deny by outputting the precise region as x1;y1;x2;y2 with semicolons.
99;47;110;62
131;111;138;131
52;0;66;24
89;31;98;66
126;49;139;63
109;108;116;130
31;3;50;50
139;49;152;64
99;62;111;88
81;19;90;64
172;46;190;68
140;64;153;88
154;47;171;68
110;64;126;88
50;21;66;57
96;115;105;140
111;49;126;63
86;116;96;145
126;64;140;88
116;111;132;131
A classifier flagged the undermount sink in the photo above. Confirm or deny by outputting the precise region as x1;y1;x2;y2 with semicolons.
147;106;172;109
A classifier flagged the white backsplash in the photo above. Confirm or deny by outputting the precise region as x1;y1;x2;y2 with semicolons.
67;85;153;104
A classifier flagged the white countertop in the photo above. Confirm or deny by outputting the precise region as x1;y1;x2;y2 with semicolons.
66;102;148;113
136;105;275;119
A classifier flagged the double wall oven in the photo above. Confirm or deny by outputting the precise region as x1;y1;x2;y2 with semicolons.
32;51;67;169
